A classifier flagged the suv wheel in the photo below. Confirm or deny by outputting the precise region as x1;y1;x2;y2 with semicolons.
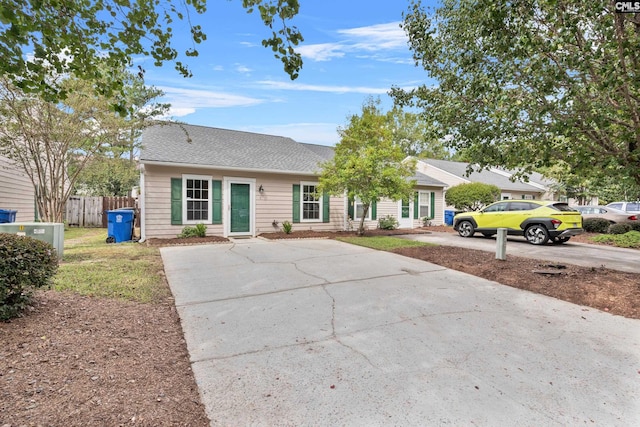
525;224;549;245
457;220;475;238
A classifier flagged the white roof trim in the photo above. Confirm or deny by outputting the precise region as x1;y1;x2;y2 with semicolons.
489;167;548;190
140;159;319;177
419;160;472;183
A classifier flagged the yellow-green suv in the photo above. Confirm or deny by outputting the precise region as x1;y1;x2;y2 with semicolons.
453;200;583;245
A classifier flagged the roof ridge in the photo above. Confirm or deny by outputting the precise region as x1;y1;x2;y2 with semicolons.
158;121;299;142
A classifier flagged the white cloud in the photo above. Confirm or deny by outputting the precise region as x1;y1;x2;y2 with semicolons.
235;64;253;74
257;80;389;95
158;86;264;117
242;123;339;146
297;43;346;62
338;22;407;51
299;21;408;62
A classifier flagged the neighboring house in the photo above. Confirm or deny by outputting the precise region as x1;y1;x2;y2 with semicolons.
138;124;447;239
352;171;446;231
489;167;598;206
489;167;557;200
415;159;546;206
0;155;35;222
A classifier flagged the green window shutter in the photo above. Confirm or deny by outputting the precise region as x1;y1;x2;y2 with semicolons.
371;200;377;220
171;178;182;225
414;191;419;219
292;184;300;223
430;192;435;219
212;180;222;224
322;190;330;223
348;197;354;219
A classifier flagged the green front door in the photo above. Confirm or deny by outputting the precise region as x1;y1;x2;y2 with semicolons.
230;183;251;233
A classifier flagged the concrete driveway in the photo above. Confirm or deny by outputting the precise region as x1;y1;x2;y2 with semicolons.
401;231;640;273
161;238;640;426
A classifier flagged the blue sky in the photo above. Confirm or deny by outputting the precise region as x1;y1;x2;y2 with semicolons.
138;1;437;146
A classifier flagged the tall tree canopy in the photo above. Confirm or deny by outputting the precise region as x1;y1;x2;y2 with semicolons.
392;1;640;188
0;71;165;221
387;107;450;159
319;98;416;235
0;0;303;109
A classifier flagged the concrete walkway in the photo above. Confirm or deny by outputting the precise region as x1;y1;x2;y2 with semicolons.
161;238;640;426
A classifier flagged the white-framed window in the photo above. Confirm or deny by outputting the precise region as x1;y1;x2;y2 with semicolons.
183;174;212;223
354;198;371;221
301;182;322;221
418;191;431;218
501;193;511;200
522;194;535;200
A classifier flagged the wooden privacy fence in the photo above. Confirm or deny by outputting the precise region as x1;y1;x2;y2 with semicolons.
66;196;138;228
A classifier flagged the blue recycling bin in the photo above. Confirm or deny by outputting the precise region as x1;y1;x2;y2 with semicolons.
444;210;455;226
106;209;135;243
0;209;17;223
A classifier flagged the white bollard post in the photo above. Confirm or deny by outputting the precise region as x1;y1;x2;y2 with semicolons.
496;228;507;260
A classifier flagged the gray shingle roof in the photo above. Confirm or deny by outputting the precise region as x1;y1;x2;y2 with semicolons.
423;159;543;192
412;171;446;187
139;123;331;174
492;167;556;188
300;143;335;162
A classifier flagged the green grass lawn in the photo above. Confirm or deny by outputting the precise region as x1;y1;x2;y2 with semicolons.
591;230;640;248
336;235;435;251
53;228;169;303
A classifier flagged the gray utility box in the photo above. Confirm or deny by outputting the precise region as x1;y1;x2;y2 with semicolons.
0;223;64;259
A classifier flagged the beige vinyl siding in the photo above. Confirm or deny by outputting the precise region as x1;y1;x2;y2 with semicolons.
142;165;344;238
404;187;445;227
354;186;445;230
0;156;35;222
416;162;468;188
143;165;223;238
254;173;343;234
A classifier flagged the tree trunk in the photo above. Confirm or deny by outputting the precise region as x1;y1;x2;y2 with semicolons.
357;204;370;236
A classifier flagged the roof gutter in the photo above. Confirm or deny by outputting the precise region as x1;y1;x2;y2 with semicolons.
139;160;320;177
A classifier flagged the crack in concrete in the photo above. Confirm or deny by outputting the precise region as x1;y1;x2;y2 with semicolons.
228;244;257;264
176;268;447;308
292;261;330;285
190;307;483;366
321;284;380;370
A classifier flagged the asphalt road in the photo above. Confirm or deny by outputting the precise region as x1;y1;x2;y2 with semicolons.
400;231;640;273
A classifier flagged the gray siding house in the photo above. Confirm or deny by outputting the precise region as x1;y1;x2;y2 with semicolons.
138;124;446;239
415;158;546;204
0;155;35;222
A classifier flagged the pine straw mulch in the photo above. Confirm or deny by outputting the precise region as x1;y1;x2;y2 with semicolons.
0;290;210;427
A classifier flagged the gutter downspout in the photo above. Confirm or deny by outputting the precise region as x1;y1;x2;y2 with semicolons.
139;164;146;243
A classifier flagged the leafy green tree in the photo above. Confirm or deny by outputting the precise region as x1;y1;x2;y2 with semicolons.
445;183;500;211
115;74;170;163
592;176;640;205
319;98;416;236
387;107;449;159
393;1;640;188
0;72;163;221
70;70;166;196
0;0;303;109
73;157;140;197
